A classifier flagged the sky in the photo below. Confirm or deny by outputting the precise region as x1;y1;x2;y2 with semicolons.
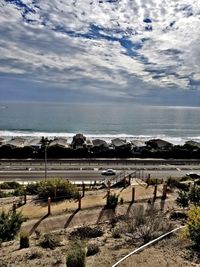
0;0;200;105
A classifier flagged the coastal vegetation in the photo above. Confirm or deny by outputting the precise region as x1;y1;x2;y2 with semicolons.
20;231;30;249
186;206;200;249
0;180;200;266
0;210;25;242
176;185;200;209
0;181;25;198
39;233;61;250
106;193;119;210
1;136;200;159
66;242;86;267
0;179;79;202
34;179;79;201
69;226;104;240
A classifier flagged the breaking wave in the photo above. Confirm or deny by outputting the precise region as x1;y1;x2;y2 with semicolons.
0;130;200;145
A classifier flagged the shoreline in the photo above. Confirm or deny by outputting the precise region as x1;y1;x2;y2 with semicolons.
0;130;200;145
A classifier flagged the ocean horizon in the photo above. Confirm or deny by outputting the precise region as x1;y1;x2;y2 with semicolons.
0;102;200;145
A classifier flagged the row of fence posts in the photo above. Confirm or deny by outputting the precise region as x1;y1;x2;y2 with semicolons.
12;180;168;215
107;179;168;204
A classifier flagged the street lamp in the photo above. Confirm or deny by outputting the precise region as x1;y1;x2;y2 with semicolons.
40;136;50;181
43;139;50;181
44;143;47;181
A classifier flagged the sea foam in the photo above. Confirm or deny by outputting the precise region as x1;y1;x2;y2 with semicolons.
0;130;199;145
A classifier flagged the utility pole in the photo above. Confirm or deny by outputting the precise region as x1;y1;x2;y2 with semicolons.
43;138;49;182
45;143;47;181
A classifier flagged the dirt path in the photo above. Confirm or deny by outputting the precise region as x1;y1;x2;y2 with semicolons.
15;182;168;219
22;197;175;236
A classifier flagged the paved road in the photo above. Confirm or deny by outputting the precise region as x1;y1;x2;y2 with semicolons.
1;158;200;169
1;159;199;182
0;169;198;183
0;170;105;181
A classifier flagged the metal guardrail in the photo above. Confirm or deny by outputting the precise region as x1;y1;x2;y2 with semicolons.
1;158;200;165
103;170;148;187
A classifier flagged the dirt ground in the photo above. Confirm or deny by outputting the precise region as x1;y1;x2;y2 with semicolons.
0;181;168;220
118;235;198;267
1;182;198;267
0;220;199;267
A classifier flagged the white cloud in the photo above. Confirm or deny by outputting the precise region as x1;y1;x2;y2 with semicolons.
0;0;200;99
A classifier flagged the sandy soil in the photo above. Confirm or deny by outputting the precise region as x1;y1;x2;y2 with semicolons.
1;182;197;267
118;235;199;267
0;181;168;220
0;222;198;267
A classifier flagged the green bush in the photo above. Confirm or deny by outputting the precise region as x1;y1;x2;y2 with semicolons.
189;186;200;206
26;183;40;195
69;226;104;240
13;187;25;197
145;178;161;186
180;176;191;182
0;191;13;198
39;233;61;249
187;206;200;248
27;251;42;260
20;231;30;249
106;193;119;209
86;243;100;256
0;211;25;242
120;197;124;205
195;179;200;186
170;211;187;220
112;227;121;239
167;177;190;191
66;242;86;267
37;179;79;201
0;181;21;190
176;190;189;209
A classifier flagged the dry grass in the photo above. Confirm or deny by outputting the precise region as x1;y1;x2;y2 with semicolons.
6;183;166;220
0;200;198;267
1;221;195;267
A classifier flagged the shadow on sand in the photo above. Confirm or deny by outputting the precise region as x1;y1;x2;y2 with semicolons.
96;207;116;224
64;208;79;229
126;202;134;216
29;213;49;235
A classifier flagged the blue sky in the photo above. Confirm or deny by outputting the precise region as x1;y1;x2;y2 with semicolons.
0;0;200;105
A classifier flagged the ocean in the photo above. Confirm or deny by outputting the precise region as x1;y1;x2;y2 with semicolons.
0;102;200;145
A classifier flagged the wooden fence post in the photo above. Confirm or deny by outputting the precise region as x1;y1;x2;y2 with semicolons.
128;175;131;186
107;180;111;195
54;185;57;200
24;190;27;204
132;187;135;203
124;177;127;188
160;199;165;211
153;185;157;201
78;195;82;210
12;202;16;213
162;183;167;200
48;197;51;215
82;183;85;198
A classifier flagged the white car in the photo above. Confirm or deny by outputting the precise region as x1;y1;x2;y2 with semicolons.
101;169;116;175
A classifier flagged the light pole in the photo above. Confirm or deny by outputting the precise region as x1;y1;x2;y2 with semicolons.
44;143;47;181
44;139;49;181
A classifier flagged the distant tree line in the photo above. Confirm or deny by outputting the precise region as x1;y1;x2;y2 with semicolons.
0;139;200;159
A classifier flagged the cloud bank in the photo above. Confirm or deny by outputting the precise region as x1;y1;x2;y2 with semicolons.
0;0;200;103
